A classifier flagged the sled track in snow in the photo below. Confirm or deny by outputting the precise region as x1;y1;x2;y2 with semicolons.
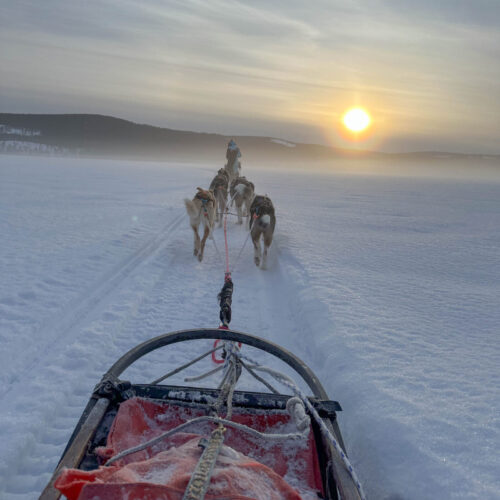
0;210;188;499
0;211;186;402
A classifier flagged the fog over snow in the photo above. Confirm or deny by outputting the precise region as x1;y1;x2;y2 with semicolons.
0;155;499;499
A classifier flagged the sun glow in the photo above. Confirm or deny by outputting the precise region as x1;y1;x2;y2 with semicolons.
343;108;371;133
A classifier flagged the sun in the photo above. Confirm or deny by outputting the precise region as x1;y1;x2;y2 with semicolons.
342;108;371;133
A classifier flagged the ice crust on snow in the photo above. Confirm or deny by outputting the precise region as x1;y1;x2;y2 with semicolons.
0;155;499;499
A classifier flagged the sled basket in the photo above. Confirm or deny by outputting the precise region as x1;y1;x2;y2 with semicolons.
40;329;361;500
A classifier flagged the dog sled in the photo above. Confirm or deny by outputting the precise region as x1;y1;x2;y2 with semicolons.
41;328;363;500
40;284;364;500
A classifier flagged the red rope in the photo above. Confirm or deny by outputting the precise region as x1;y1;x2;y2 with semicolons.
212;334;226;364
212;336;242;364
223;206;231;281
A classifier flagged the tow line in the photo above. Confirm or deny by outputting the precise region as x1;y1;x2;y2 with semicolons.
212;204;238;363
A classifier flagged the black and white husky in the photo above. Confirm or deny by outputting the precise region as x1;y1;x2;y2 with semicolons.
230;176;255;225
249;195;276;269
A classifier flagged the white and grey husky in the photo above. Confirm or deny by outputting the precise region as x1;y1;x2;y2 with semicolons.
230;176;255;225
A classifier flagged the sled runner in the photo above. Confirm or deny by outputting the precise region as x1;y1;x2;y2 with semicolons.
41;326;363;500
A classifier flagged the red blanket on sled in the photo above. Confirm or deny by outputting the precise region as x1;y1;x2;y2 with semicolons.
55;397;323;500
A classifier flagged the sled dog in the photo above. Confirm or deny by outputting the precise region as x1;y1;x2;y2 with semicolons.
249;195;276;269
184;187;216;262
209;168;229;226
230;176;255;225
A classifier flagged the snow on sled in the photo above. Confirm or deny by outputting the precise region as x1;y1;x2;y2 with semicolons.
40;328;364;500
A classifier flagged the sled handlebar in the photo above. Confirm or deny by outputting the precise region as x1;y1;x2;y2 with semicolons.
101;328;328;400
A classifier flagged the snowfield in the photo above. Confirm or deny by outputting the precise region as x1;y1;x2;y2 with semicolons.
0;155;499;499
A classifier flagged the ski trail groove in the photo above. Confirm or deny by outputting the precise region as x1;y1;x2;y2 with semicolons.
0;211;186;401
0;212;188;499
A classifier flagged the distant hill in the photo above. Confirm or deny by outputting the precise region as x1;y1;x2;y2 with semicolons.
1;113;499;165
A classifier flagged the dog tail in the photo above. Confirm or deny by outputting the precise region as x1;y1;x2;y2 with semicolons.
184;199;198;217
259;214;271;227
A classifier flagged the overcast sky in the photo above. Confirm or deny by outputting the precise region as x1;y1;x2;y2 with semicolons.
1;0;499;153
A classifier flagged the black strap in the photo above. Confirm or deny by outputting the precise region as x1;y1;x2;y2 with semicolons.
218;277;233;326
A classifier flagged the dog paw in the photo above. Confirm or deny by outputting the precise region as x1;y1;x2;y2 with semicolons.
198;253;203;262
193;248;198;256
254;257;260;266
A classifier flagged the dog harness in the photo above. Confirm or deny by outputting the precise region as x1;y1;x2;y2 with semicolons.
230;177;254;194
249;196;274;229
210;174;228;193
195;191;214;218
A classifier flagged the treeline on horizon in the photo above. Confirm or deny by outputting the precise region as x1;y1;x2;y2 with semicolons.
0;113;498;164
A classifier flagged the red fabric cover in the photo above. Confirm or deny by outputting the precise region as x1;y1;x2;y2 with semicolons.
55;397;323;499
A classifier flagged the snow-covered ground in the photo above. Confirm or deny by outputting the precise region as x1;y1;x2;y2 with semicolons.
0;155;499;499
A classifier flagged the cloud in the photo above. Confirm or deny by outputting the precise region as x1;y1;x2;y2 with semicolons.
1;0;499;153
